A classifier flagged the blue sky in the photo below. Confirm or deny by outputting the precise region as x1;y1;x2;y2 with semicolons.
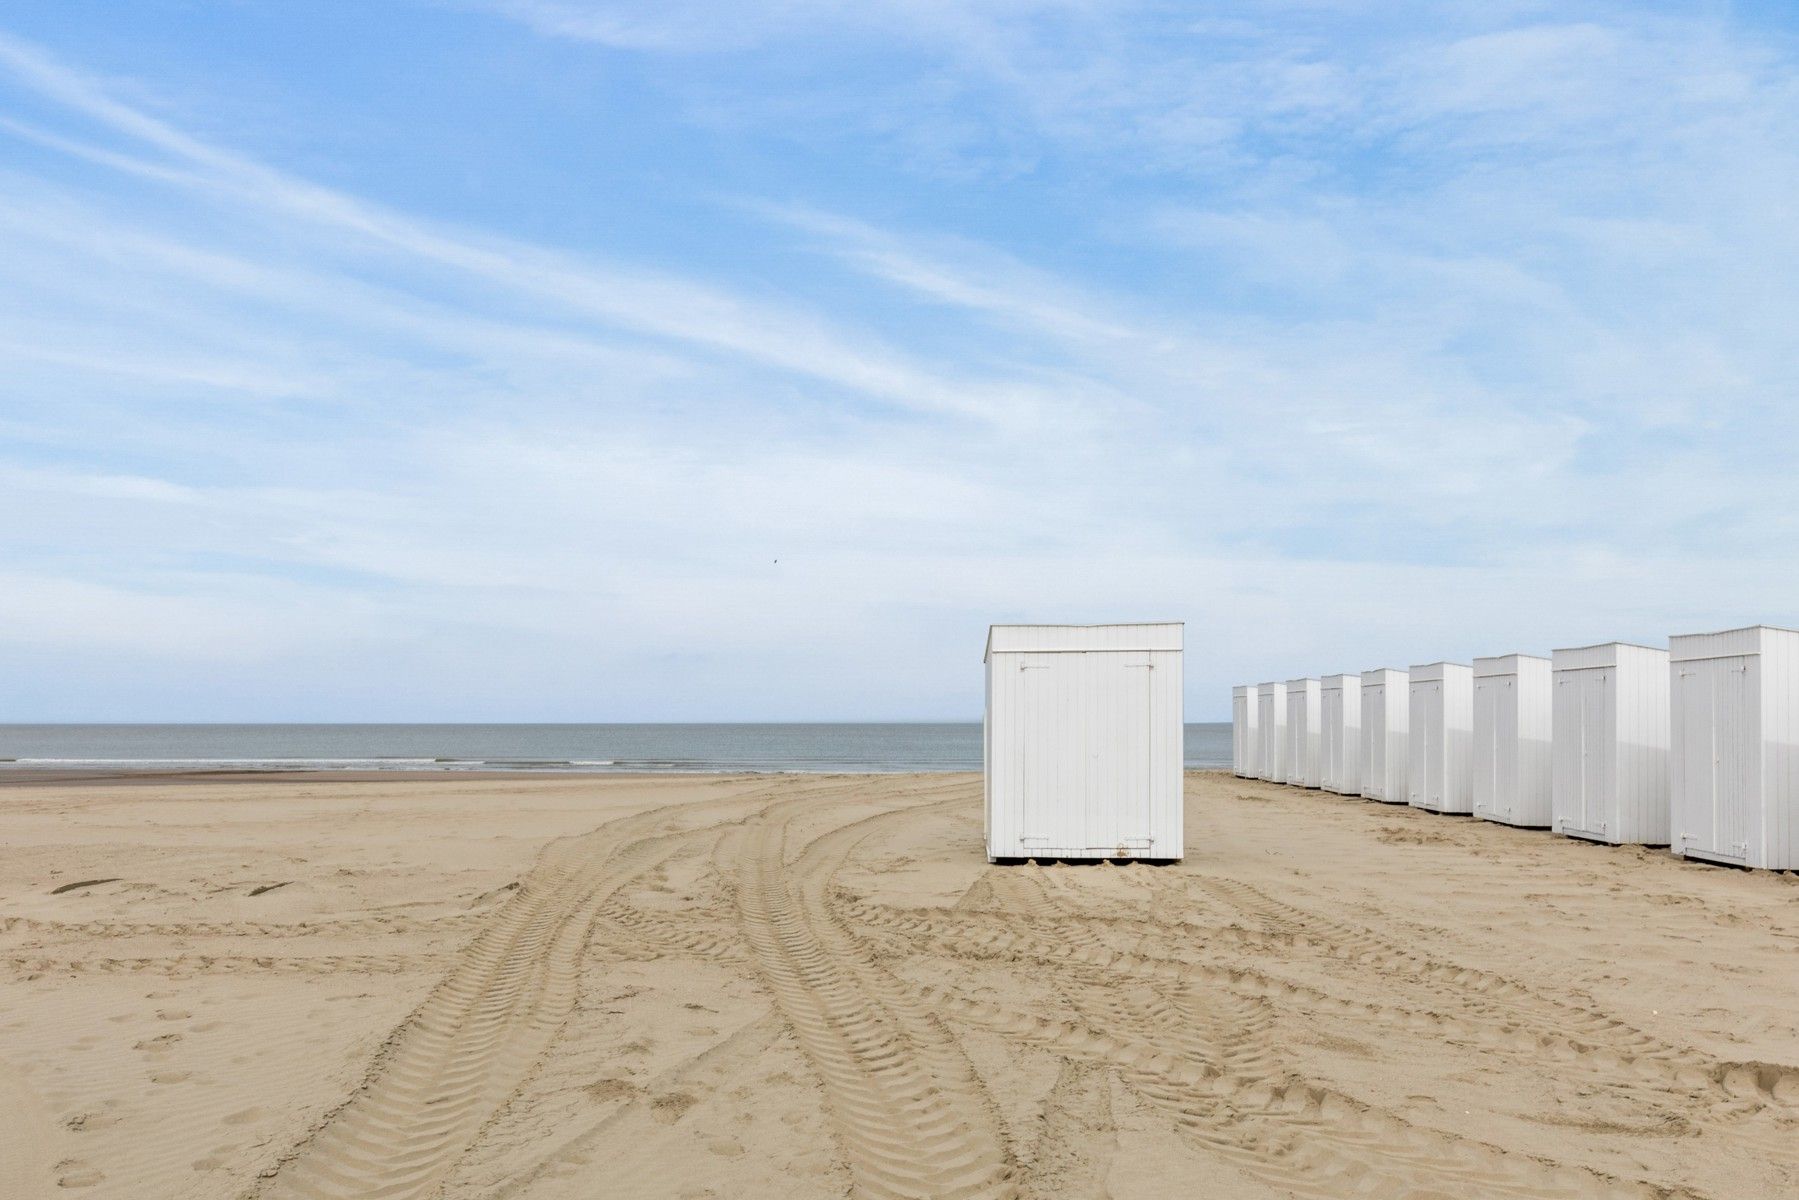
4;1;1799;721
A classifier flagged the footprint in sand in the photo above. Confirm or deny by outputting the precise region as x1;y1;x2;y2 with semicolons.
222;1107;264;1126
650;1092;697;1125
192;1144;238;1171
54;1160;104;1188
63;1110;120;1133
583;1079;636;1104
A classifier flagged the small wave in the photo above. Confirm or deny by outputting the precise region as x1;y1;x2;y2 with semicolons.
2;757;438;770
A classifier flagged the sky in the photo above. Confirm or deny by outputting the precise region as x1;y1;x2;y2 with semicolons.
3;1;1799;722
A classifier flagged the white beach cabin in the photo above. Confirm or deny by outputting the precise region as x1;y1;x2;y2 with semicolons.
1551;642;1670;846
1360;669;1409;803
1408;662;1473;814
1472;654;1553;828
1320;674;1362;795
1669;626;1799;869
983;623;1184;863
1257;682;1288;784
1286;677;1322;788
1232;684;1260;779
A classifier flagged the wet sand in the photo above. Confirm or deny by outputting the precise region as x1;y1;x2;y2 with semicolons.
2;770;1797;1198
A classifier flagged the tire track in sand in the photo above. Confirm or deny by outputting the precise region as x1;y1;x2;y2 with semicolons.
824;827;1680;1200
253;783;802;1200
1019;1060;1116;1200
1197;876;1799;1111
733;791;1017;1200
913;978;1678;1200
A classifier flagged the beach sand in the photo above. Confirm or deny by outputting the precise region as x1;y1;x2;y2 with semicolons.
3;770;1797;1199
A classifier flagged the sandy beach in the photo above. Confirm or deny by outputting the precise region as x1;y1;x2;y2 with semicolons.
3;770;1797;1199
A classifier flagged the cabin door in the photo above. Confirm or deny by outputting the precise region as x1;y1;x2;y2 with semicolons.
1562;668;1612;837
1717;660;1752;861
1319;689;1339;789
1427;685;1447;808
1362;686;1383;797
1084;653;1154;854
1018;653;1085;854
1493;677;1519;820
1287;692;1306;785
1258;693;1283;782
1676;657;1751;863
1473;677;1497;818
1232;693;1248;775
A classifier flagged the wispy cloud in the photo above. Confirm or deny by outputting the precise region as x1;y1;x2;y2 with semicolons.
3;6;1799;718
0;30;1079;428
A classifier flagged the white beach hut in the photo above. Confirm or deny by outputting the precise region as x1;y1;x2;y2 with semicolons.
1257;682;1288;784
1286;677;1322;788
1472;654;1553;828
1360;669;1409;803
1669;626;1799;869
1551;642;1670;846
983;623;1184;863
1320;674;1362;795
1408;662;1473;814
1232;684;1260;779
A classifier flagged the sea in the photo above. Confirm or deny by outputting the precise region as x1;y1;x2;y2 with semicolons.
0;723;1233;774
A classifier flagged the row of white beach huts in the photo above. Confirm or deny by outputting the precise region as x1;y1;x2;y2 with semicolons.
1232;626;1799;871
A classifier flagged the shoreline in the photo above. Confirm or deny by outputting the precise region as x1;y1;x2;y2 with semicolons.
0;765;1238;786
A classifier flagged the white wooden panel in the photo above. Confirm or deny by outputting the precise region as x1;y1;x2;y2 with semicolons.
987;623;1183;657
1360;669;1409;802
1258;682;1288;783
1233;684;1260;778
1021;652;1085;850
1615;644;1670;845
1771;630;1799;870
1150;648;1184;858
1361;676;1386;800
1320;674;1362;794
1286;678;1322;788
1515;655;1555;828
